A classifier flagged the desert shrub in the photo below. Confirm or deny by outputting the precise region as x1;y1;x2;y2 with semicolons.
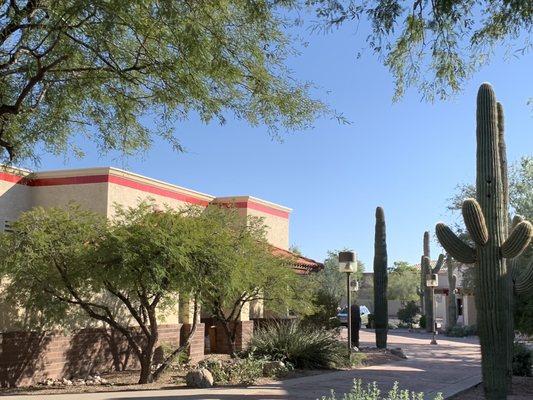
419;315;427;329
388;321;398;329
446;325;477;337
397;301;420;327
302;290;342;329
513;342;532;377
319;380;443;400
247;321;345;369
199;357;266;385
230;357;264;385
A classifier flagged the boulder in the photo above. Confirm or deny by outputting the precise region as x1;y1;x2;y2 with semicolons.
390;347;408;359
185;368;214;388
263;360;285;376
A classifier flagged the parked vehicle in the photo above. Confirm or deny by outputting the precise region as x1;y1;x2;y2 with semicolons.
336;305;371;326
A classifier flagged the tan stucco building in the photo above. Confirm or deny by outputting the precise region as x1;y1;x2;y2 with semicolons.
1;165;323;385
1;165;291;250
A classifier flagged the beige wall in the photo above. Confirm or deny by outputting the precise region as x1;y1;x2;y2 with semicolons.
247;208;289;250
0;180;32;223
32;184;109;215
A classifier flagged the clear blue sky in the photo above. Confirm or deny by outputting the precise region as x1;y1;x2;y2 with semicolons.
26;18;532;271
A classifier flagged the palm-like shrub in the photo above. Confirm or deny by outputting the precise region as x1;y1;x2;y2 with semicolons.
248;321;345;369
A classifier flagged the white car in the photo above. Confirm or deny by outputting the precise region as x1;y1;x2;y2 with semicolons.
337;305;371;326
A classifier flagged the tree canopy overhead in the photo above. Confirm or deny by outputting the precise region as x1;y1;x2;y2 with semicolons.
308;0;532;100
0;0;327;163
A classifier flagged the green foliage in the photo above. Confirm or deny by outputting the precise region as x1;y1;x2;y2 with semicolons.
446;325;477;338
419;315;426;330
0;202;209;383
512;342;532;377
309;0;531;101
397;301;420;327
319;380;443;400
0;1;330;162
248;321;345;369
514;291;533;335
388;263;419;301
199;357;270;385
196;207;315;355
313;249;364;301
302;289;342;329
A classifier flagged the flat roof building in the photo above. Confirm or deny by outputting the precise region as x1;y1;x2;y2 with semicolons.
0;166;291;250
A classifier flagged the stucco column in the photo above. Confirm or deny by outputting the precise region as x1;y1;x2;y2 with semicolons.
179;296;200;324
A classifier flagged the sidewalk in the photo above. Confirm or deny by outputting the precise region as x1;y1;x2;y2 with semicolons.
0;330;481;400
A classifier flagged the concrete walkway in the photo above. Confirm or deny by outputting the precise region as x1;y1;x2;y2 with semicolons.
0;329;481;400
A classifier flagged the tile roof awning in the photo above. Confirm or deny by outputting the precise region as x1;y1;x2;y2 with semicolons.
270;246;324;275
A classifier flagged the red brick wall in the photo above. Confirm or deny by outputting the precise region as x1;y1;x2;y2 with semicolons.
0;324;181;387
213;321;254;354
180;323;205;363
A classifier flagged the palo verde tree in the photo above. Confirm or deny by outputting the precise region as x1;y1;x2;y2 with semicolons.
0;1;328;163
0;203;211;384
308;1;532;101
197;206;314;356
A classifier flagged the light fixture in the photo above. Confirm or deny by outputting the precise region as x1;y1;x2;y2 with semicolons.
338;251;356;273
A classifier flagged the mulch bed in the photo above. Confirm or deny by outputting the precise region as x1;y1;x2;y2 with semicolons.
0;348;405;396
450;377;533;400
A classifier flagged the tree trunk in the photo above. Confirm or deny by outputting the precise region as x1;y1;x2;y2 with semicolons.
138;353;154;384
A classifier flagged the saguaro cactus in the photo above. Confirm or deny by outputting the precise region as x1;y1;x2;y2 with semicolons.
436;83;533;400
373;206;388;349
422;252;444;333
446;255;458;330
418;232;430;314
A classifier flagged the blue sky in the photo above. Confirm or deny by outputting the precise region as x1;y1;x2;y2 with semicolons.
27;18;532;271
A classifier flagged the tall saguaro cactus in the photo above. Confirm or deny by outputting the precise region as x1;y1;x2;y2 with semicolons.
436;83;533;400
422;252;444;333
373;206;388;349
418;232;430;313
446;255;458;330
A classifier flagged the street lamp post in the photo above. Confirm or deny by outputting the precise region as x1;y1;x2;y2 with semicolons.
339;251;357;352
426;273;439;345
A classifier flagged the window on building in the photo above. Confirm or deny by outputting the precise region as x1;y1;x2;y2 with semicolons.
457;298;463;316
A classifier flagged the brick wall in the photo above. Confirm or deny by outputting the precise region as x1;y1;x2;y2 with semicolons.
0;324;181;387
180;323;205;363
212;321;254;354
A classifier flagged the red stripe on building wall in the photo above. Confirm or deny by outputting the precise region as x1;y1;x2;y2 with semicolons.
0;172;26;184
106;175;210;207
230;201;290;219
30;174;110;186
0;172;289;218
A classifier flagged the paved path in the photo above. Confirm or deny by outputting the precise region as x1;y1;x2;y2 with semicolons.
0;329;481;400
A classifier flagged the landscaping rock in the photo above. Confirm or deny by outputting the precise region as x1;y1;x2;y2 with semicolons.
390;348;408;359
263;360;285;376
185;368;214;388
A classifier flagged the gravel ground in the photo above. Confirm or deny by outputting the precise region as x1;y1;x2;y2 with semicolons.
450;377;533;400
0;348;402;396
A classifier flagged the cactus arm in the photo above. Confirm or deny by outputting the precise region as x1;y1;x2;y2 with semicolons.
501;221;533;259
423;231;430;257
432;254;445;274
435;223;476;263
497;102;508;226
462;199;489;245
514;258;533;295
511;215;524;230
